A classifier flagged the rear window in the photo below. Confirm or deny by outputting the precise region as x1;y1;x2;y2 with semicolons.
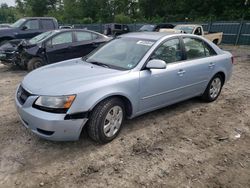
41;20;55;29
75;32;92;41
183;37;217;60
114;25;122;30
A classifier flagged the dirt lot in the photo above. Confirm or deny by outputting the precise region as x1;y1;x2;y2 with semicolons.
0;45;250;188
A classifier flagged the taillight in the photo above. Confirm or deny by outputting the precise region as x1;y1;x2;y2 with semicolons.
231;56;234;64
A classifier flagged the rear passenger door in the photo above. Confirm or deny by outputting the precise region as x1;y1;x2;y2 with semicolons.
179;37;217;97
40;19;55;32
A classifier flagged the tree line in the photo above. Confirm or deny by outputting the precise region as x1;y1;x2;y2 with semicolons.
0;0;249;24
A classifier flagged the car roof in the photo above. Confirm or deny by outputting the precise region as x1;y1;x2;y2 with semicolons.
22;17;56;20
175;24;199;27
49;29;108;38
120;32;173;40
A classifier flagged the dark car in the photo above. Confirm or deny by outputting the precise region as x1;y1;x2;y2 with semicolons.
103;23;130;36
0;24;11;28
0;17;58;44
0;29;111;71
139;23;175;32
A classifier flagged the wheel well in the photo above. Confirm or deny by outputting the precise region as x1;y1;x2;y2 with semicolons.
215;72;225;85
94;95;133;117
0;37;14;43
213;39;219;45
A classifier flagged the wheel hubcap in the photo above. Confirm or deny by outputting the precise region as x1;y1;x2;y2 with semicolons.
34;61;42;69
103;106;123;137
209;78;221;99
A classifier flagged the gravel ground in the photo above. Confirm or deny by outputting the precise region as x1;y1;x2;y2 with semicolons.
0;45;249;188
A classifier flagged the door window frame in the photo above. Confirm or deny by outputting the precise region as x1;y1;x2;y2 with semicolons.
181;36;217;61
21;19;40;30
73;31;100;43
40;19;55;30
49;31;74;47
141;36;185;70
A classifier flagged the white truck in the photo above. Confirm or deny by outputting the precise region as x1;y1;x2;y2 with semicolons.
160;24;223;45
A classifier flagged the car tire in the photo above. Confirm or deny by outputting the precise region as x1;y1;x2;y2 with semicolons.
87;97;125;143
213;39;219;45
27;57;43;71
202;74;223;102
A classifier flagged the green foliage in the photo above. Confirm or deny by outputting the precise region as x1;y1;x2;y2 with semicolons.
0;0;249;24
0;4;16;23
114;13;131;23
82;17;93;24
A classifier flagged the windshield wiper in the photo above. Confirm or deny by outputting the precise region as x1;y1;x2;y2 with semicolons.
87;61;111;68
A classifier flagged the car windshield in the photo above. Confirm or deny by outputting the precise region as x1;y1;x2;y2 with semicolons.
85;37;155;70
174;25;194;34
29;31;56;44
139;25;156;31
11;18;26;28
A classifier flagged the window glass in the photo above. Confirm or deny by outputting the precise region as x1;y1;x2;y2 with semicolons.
86;38;154;70
23;20;39;30
75;32;92;41
204;42;217;56
52;32;73;45
41;20;54;29
29;30;56;44
194;27;202;35
183;38;206;59
92;33;99;39
11;18;26;28
174;25;194;34
151;38;182;63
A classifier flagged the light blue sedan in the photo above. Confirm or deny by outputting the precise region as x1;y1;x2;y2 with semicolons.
15;32;233;143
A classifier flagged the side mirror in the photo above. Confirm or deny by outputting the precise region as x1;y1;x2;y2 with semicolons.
146;59;166;69
45;40;53;48
21;25;28;30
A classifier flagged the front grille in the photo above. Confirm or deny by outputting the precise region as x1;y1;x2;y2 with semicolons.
17;85;31;105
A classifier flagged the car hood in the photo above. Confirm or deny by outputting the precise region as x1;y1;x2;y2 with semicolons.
0;39;23;52
22;58;128;95
0;27;16;35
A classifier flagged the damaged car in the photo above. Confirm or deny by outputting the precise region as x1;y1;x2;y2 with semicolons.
0;29;111;71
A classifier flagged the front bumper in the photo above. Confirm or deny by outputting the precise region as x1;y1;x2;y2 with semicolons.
0;51;20;66
15;88;88;141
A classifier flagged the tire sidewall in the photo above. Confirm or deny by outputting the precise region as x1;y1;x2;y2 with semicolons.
97;99;125;143
205;74;223;101
27;58;43;71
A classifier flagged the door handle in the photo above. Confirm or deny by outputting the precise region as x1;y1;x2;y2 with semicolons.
177;69;186;76
209;63;215;68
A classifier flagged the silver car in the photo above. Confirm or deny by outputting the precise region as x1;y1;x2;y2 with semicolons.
15;32;233;143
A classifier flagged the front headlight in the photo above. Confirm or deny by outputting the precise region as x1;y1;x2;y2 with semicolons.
33;95;76;113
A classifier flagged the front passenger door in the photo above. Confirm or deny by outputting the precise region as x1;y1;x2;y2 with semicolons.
16;19;41;39
139;38;187;112
45;32;74;63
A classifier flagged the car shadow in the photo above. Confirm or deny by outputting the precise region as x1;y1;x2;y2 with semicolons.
121;97;204;134
0;64;27;74
11;92;212;175
36;97;204;148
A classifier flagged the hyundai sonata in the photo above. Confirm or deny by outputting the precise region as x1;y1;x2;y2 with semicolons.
15;32;233;143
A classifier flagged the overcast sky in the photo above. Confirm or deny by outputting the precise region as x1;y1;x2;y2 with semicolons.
0;0;15;6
